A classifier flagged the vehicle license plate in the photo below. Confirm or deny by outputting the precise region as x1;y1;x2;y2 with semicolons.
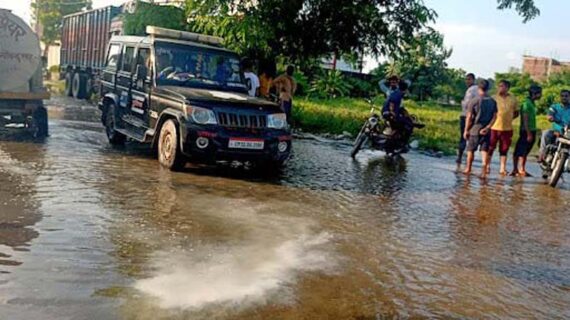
228;138;265;150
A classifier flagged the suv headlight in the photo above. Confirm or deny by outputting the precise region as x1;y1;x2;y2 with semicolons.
267;113;287;129
187;106;217;125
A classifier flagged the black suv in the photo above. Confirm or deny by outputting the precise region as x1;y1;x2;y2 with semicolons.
98;27;291;170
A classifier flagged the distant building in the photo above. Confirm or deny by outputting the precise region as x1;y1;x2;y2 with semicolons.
522;55;570;81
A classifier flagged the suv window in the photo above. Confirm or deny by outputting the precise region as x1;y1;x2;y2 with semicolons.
155;42;246;93
136;47;151;69
121;46;135;73
106;44;121;68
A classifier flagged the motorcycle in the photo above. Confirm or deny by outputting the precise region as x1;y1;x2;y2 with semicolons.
543;125;570;188
351;99;422;158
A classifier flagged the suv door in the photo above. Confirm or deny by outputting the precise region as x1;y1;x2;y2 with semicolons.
130;47;152;123
116;45;135;116
100;43;122;98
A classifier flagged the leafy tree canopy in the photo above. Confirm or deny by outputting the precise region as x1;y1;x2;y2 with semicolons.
497;0;540;22
31;0;92;47
186;0;438;62
123;1;187;36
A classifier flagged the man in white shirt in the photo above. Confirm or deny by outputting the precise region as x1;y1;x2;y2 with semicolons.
457;73;478;166
242;58;260;97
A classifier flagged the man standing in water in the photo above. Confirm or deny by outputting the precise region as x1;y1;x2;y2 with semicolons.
273;65;297;123
488;80;519;175
457;73;479;167
512;85;542;177
463;80;498;176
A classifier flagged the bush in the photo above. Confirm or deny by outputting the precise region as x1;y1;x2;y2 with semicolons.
48;65;59;73
293;71;310;96
309;70;353;99
347;77;375;98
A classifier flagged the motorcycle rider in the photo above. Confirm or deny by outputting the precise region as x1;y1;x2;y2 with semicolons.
539;90;570;164
379;75;412;98
382;80;424;148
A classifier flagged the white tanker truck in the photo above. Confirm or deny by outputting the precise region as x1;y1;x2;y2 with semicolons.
0;9;49;138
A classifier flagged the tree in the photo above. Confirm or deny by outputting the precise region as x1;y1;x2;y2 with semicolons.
434;68;467;105
388;31;452;101
186;0;438;63
123;2;187;36
31;0;92;55
497;0;540;22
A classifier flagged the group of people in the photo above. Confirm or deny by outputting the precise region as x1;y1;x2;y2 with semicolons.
456;73;570;177
241;58;297;122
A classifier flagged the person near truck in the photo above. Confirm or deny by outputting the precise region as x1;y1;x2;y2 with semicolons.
457;73;478;167
241;58;260;97
463;79;498;176
539;90;570;164
272;65;297;123
512;85;542;177
488;80;519;175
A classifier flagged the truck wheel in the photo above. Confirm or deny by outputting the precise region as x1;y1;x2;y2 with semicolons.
32;106;49;139
105;103;126;145
85;77;94;100
72;72;88;99
158;119;186;171
64;72;74;97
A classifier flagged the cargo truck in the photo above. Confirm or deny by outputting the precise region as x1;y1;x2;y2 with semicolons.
0;9;49;138
60;5;122;100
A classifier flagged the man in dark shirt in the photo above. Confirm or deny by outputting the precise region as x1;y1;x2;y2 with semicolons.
463;79;498;176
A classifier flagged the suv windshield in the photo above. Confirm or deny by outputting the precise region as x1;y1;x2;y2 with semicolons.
154;42;247;93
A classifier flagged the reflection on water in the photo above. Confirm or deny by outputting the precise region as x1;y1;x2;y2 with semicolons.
0;98;569;319
0;141;43;269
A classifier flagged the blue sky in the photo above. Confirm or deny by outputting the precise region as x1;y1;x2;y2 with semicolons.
423;0;570;77
2;0;569;77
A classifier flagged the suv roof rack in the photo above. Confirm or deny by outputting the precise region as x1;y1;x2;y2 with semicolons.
146;26;224;47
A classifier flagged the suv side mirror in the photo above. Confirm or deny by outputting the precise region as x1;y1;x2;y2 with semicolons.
136;64;148;80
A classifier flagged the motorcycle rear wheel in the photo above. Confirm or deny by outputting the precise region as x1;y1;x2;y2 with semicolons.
549;152;568;188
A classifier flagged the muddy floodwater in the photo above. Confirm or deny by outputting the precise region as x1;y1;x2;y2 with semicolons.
0;97;569;320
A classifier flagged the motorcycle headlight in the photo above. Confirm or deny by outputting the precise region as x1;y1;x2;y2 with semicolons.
267;113;288;129
188;106;217;125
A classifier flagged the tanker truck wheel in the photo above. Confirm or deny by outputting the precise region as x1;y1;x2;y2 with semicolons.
64;72;74;97
72;72;88;99
32;106;49;139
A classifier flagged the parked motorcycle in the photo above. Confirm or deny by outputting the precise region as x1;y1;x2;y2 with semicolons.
542;125;570;188
350;99;421;158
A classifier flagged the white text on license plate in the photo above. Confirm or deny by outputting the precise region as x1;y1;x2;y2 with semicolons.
229;139;264;150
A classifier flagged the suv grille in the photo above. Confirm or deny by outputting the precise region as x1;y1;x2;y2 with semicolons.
217;112;267;128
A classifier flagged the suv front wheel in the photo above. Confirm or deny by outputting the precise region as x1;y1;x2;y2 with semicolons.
158;119;186;171
105;103;126;145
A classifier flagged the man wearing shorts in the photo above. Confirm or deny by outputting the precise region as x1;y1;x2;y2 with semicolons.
457;73;478;167
463;80;498;176
512;85;542;177
488;80;519;175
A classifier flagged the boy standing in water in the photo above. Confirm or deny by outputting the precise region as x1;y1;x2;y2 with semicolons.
463;80;498;177
512;85;542;177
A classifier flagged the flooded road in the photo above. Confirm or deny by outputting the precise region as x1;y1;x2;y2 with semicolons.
1;97;569;319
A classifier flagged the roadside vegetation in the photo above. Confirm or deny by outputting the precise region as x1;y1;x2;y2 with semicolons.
293;98;550;155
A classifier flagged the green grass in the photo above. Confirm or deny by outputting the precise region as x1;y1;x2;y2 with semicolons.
292;97;550;155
